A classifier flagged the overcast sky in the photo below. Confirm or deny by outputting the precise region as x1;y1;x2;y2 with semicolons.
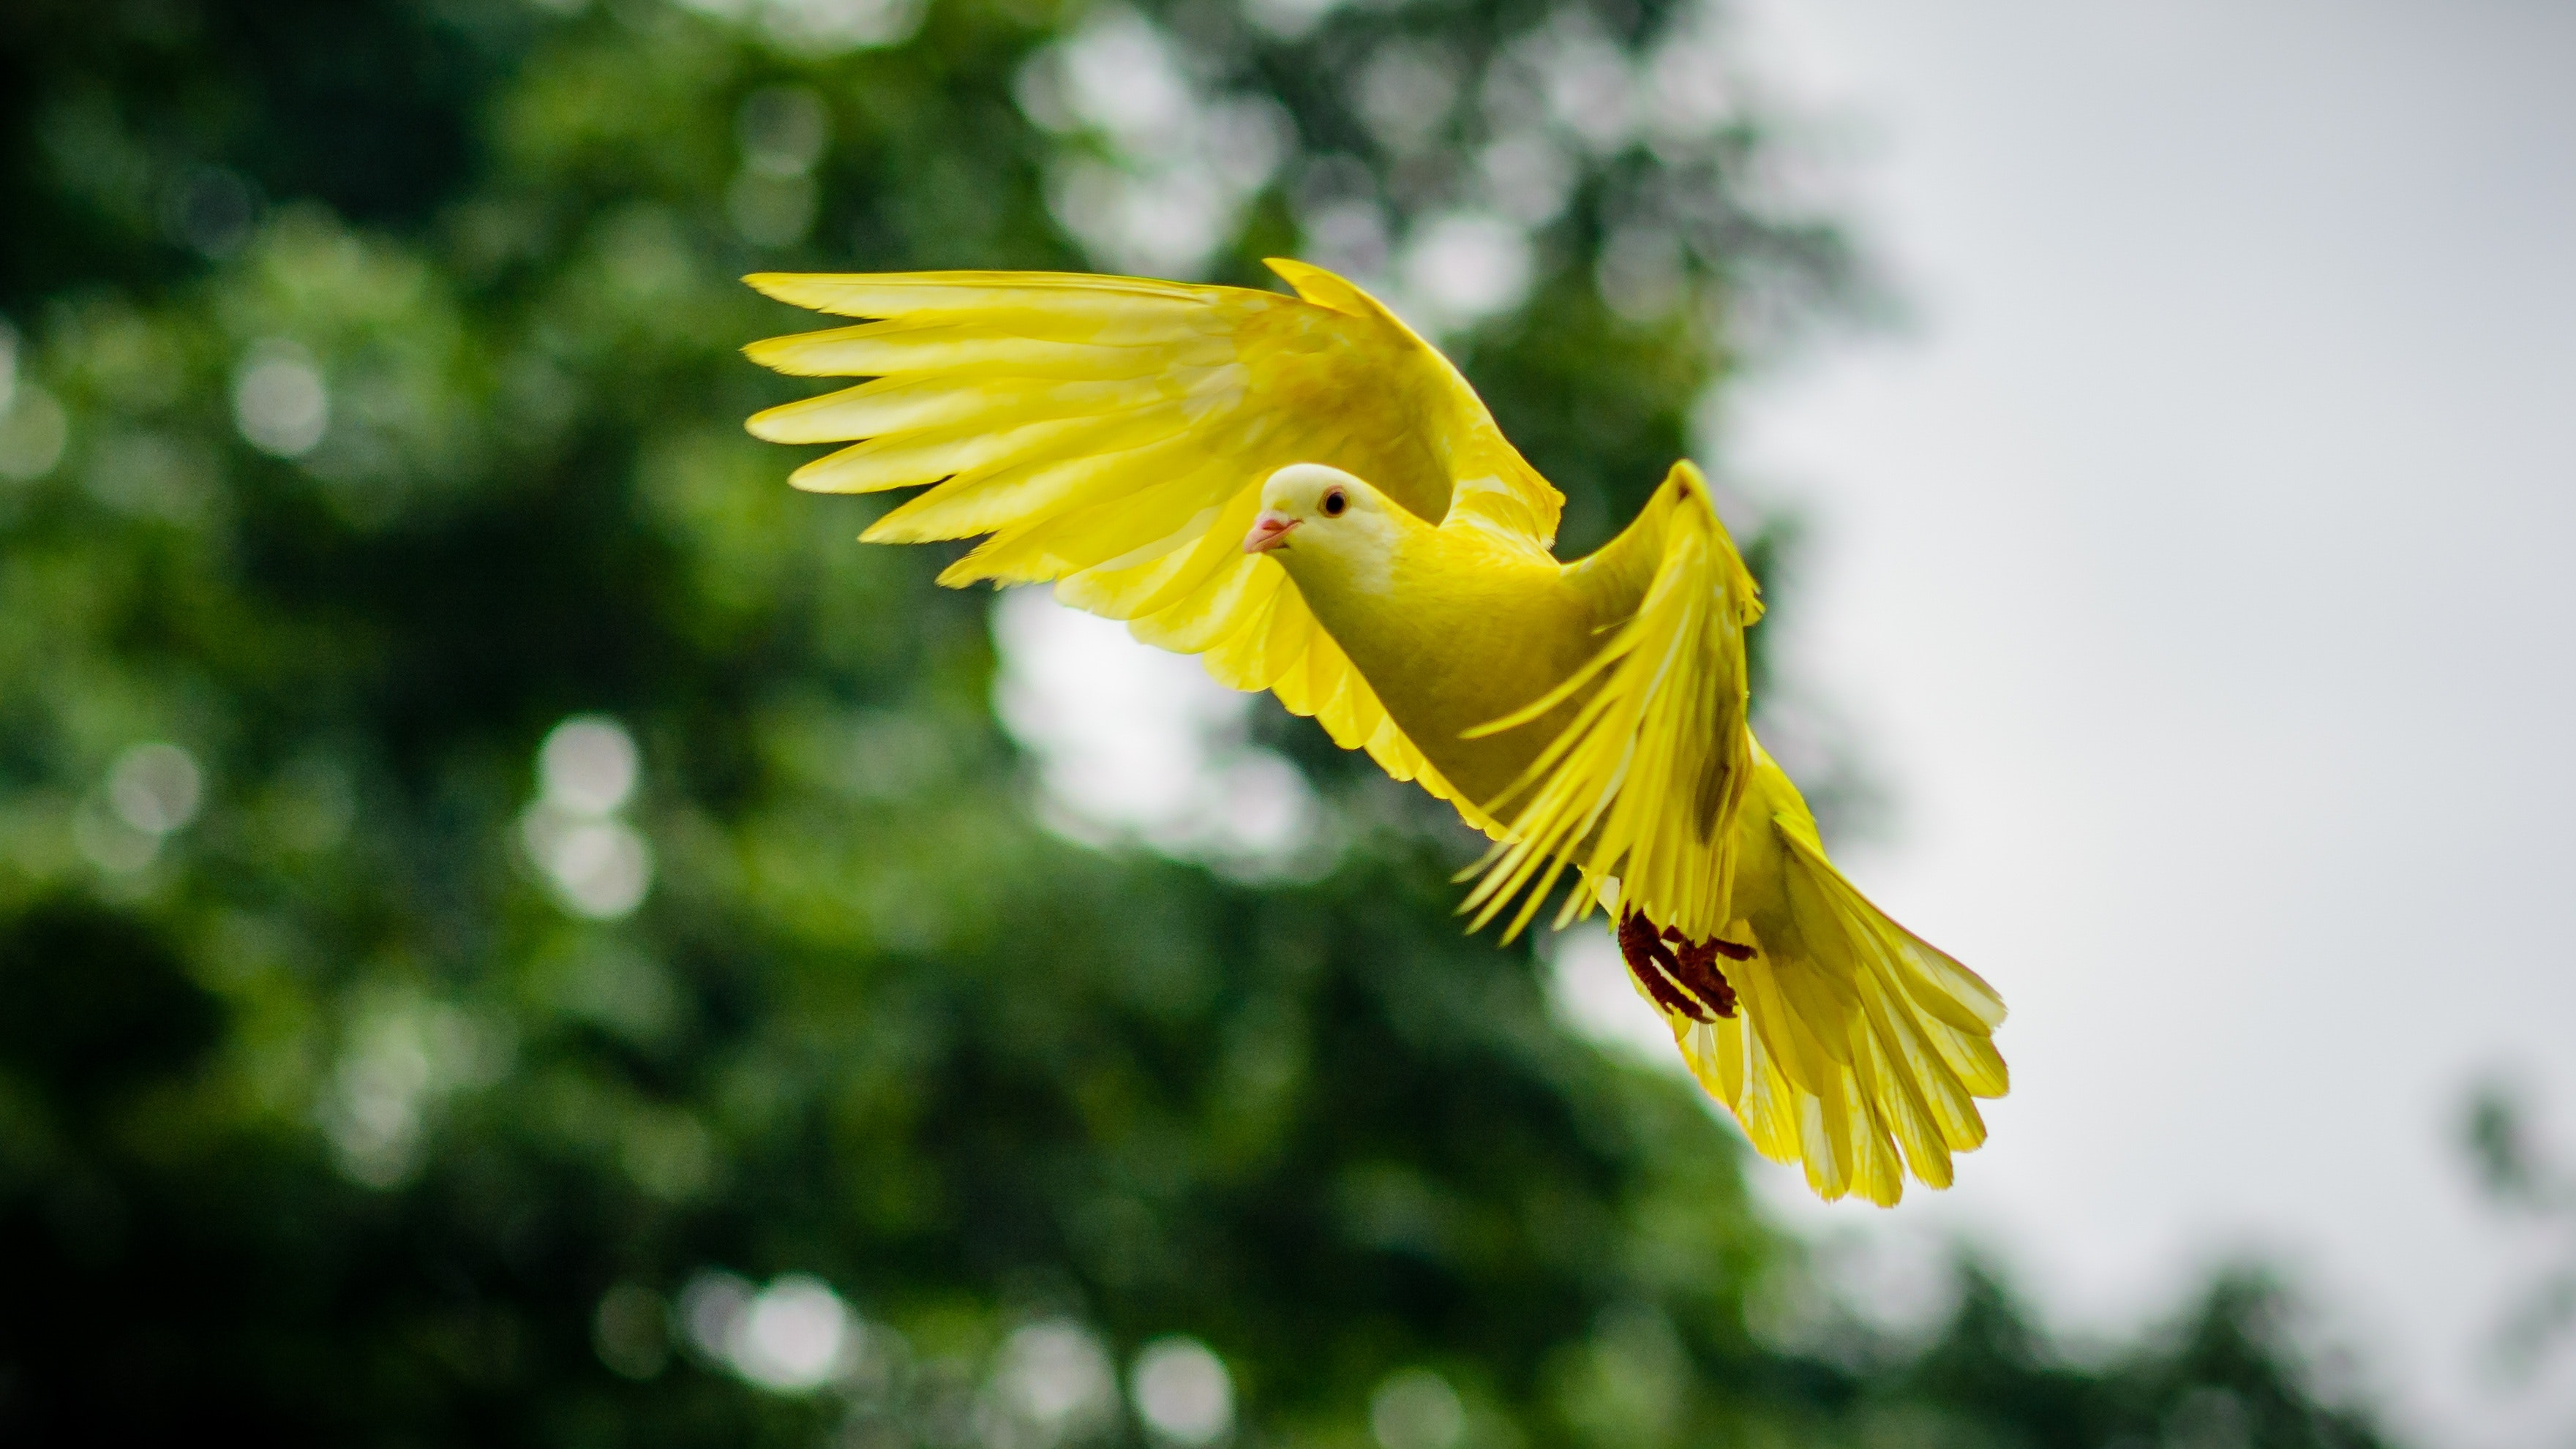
1695;0;2576;1441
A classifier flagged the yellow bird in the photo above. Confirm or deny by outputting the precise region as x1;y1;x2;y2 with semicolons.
741;259;2006;1205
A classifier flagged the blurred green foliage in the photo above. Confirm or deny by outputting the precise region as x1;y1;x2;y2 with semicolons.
1;0;2389;1444
2463;1083;2576;1383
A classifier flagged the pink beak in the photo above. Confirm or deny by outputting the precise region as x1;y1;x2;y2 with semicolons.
1242;511;1299;554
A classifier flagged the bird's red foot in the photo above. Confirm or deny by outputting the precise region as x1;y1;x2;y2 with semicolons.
1617;910;1741;1021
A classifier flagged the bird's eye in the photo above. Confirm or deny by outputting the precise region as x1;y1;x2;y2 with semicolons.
1321;487;1348;517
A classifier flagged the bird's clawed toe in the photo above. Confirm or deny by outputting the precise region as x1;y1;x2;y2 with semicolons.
1618;909;1740;1022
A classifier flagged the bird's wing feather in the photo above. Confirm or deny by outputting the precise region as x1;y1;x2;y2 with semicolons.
743;262;1558;799
1453;462;1761;941
1675;809;2008;1205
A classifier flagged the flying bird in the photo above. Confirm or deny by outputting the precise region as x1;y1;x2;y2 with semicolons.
741;260;2005;1205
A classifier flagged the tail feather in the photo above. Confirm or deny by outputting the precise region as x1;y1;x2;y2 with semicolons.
1668;803;2008;1206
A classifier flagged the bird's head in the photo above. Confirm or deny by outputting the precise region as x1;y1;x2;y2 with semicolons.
1243;464;1392;562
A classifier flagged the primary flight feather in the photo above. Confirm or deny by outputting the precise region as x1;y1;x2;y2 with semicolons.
741;259;2006;1205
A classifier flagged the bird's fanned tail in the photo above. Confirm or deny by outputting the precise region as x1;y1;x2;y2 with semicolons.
1659;799;2008;1206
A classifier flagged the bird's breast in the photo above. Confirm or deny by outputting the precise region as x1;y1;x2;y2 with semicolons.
1289;549;1604;818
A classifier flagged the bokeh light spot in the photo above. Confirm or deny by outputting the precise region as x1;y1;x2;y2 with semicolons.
992;590;1318;874
232;339;328;458
679;1270;755;1361
1398;211;1533;331
524;717;651;917
539;715;640;816
677;1271;861;1392
732;1274;854;1391
522;815;653;919
1131;1336;1234;1445
988;1320;1119;1443
729;171;818;247
1369;1368;1465;1449
108;742;203;836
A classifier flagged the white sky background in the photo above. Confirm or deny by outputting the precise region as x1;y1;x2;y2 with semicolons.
996;1;2576;1439
1694;0;2576;1442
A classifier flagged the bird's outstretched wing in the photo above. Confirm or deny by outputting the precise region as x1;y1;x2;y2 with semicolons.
742;261;1561;798
1678;800;2010;1205
1457;462;1762;941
